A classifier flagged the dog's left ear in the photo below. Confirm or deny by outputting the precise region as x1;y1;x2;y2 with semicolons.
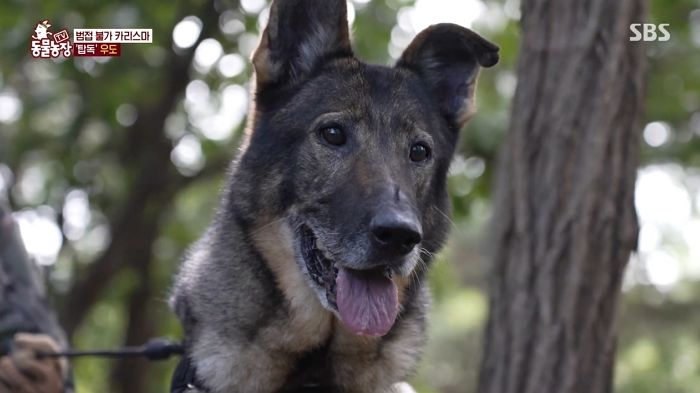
253;0;353;89
397;24;499;130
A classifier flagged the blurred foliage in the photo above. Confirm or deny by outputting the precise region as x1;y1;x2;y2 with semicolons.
0;0;699;392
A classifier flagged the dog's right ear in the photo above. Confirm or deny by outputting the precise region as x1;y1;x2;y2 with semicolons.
252;0;353;89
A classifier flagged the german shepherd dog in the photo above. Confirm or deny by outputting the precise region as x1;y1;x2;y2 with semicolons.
170;0;498;391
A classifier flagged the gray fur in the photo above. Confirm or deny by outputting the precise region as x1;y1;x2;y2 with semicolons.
171;1;498;392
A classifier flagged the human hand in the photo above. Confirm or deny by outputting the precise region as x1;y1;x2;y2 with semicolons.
0;333;66;393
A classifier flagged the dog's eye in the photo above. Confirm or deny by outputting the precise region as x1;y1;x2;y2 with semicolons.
409;143;431;162
320;126;347;146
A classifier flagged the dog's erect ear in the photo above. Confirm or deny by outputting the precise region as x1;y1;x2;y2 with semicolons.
252;0;353;88
397;24;499;129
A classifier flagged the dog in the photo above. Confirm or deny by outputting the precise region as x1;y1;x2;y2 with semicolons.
170;0;498;391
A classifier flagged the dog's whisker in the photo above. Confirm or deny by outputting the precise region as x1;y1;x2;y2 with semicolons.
418;247;437;260
248;216;289;237
433;206;461;234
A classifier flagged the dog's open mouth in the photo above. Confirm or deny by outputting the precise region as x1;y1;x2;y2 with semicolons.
300;225;339;307
299;225;399;337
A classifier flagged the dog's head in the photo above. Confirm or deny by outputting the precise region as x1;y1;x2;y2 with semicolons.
235;0;498;337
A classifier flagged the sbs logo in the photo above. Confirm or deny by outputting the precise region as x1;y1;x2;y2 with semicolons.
629;23;670;41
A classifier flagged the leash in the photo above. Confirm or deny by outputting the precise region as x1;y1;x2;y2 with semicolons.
35;337;184;361
32;338;330;392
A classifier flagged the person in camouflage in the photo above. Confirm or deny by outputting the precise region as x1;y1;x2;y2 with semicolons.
0;203;70;393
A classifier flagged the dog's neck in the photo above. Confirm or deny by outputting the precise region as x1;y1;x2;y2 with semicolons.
250;218;336;351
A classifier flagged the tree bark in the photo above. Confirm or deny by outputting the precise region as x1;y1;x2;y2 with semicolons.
477;1;647;393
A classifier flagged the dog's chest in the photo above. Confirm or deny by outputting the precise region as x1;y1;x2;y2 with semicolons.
276;328;390;392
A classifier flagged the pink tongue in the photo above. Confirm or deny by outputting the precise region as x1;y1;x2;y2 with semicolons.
336;267;399;336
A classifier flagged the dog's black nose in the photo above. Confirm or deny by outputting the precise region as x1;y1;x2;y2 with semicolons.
370;211;422;256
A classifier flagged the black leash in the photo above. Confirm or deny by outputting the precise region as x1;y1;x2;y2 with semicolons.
32;338;331;392
35;337;184;361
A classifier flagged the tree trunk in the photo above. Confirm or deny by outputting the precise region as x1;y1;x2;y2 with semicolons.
109;260;155;393
477;1;647;393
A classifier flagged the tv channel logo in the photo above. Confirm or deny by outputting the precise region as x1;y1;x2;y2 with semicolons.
629;23;670;42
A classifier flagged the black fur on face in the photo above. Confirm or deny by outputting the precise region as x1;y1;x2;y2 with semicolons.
228;0;498;311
